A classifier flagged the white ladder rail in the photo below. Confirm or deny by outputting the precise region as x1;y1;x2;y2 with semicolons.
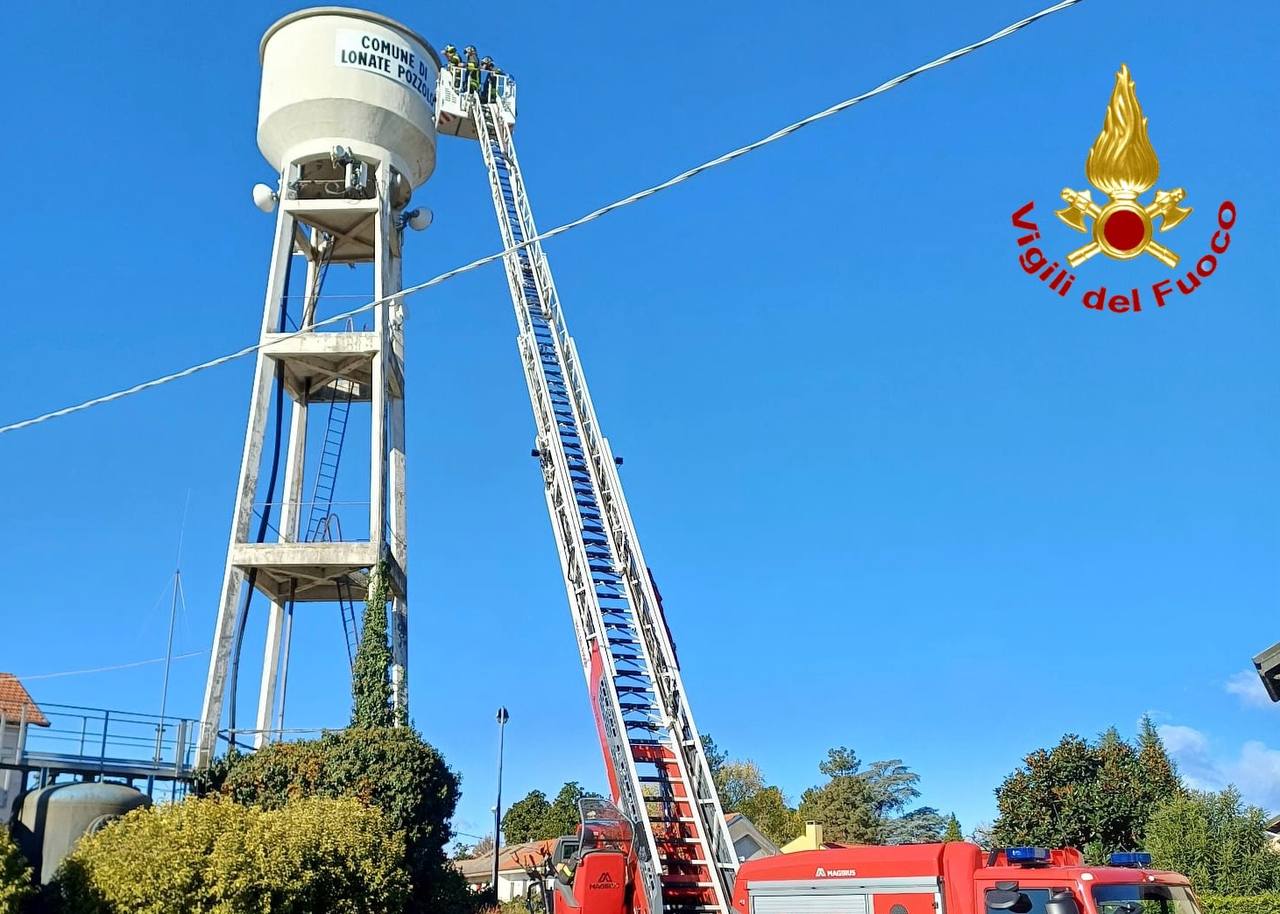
470;97;667;914
471;96;737;913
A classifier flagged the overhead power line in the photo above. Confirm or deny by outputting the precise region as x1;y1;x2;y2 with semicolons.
15;650;208;681
0;0;1084;437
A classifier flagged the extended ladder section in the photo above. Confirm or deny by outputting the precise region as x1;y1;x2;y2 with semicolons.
301;375;362;670
301;381;354;544
470;95;738;914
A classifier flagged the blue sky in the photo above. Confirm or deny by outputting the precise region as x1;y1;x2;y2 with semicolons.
1;0;1277;844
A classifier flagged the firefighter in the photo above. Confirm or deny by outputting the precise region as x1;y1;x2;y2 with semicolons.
555;853;578;885
479;56;501;103
442;44;463;91
464;45;481;94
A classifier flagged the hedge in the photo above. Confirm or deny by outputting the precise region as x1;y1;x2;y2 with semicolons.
0;829;33;914
1197;894;1280;914
211;726;460;909
51;795;408;914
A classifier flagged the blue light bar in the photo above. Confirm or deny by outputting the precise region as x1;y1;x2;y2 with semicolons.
1007;847;1051;864
1109;852;1153;868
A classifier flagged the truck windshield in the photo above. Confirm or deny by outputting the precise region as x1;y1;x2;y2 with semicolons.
1093;884;1201;914
577;797;634;859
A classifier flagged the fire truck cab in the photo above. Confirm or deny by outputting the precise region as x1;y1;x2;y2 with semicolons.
549;798;636;914
732;843;1200;914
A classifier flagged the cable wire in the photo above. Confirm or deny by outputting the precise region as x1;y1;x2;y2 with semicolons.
15;651;208;681
0;0;1083;437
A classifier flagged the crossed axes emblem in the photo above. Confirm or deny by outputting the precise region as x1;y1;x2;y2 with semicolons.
1055;187;1192;269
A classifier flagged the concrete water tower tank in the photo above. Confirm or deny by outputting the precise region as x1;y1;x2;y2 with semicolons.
258;7;440;187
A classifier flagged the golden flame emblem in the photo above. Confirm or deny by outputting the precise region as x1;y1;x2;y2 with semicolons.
1055;65;1192;267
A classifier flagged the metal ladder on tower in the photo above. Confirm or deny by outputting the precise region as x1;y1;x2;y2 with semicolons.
301;369;361;669
470;95;738;914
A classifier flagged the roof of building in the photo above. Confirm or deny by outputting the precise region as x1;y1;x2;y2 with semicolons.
0;674;49;727
456;838;558;882
458;811;782;883
725;812;782;857
1266;813;1280;834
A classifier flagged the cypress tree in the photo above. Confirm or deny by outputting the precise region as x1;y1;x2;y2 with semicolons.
1137;714;1181;805
351;560;395;728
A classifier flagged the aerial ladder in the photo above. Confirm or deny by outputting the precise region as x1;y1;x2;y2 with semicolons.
436;72;738;914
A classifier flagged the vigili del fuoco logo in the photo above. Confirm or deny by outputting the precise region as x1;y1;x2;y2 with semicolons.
1011;65;1236;314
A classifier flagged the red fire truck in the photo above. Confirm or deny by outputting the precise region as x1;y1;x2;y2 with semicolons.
731;843;1198;914
546;803;1199;914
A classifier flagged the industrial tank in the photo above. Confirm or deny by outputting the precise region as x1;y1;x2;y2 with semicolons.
258;7;440;186
13;782;150;883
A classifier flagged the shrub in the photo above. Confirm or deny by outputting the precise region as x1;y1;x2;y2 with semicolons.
501;894;546;914
0;829;33;914
1197;894;1280;914
213;726;460;909
51;796;408;914
1146;788;1280;895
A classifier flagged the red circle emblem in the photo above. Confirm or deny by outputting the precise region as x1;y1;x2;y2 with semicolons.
1102;209;1145;252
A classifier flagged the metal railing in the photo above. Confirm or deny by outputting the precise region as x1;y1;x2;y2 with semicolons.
442;64;515;102
2;702;199;782
250;500;371;542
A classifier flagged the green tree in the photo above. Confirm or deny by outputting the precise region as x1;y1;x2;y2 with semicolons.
969;822;995;849
0;828;33;914
500;783;596;844
1145;788;1280;896
797;748;880;845
713;760;800;846
861;758;946;844
351;560;395;729
1137;715;1182;806
503;790;552;843
863;758;922;820
992;725;1182;858
544;782;593;838
943;814;964;843
798;748;945;845
738;785;802;847
880;807;947;845
52;796;409;914
453;835;495;860
701;733;727;780
214;725;460;910
716;761;768;812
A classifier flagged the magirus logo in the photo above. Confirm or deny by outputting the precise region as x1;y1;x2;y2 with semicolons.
590;871;618;890
1011;65;1235;315
814;867;857;878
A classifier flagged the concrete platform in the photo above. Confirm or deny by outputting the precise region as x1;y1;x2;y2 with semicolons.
261;331;403;402
284;198;380;263
231;542;405;602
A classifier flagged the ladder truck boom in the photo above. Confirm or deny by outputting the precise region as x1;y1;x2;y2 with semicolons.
437;72;737;914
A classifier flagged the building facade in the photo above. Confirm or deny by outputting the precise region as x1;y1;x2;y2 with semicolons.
0;674;49;820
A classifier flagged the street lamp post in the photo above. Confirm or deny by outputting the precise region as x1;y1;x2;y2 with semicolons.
492;706;510;896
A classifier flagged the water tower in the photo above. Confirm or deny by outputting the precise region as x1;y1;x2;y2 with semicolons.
198;8;439;765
